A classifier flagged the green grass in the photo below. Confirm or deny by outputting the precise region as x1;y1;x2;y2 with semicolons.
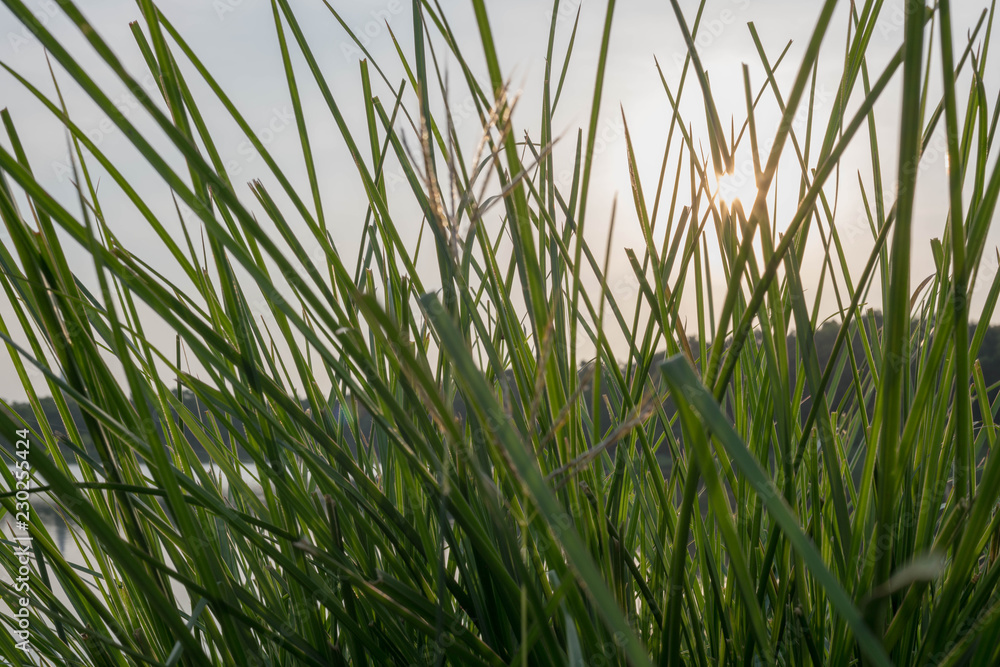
1;0;1000;665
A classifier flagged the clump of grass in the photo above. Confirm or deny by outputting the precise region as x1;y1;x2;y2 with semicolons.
2;0;1000;665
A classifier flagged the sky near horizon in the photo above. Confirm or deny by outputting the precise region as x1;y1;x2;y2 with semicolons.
0;0;998;402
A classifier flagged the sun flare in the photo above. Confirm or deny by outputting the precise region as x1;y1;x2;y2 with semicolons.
715;170;760;209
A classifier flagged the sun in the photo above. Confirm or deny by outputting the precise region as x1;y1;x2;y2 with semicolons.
715;170;760;209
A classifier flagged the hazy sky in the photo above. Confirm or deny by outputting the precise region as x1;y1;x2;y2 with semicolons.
1;0;998;402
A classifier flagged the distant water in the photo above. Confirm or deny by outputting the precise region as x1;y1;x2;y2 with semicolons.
2;461;265;662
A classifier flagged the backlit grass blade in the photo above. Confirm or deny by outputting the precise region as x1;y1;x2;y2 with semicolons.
660;355;892;666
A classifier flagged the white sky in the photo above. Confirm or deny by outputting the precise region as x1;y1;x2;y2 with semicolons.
1;0;998;402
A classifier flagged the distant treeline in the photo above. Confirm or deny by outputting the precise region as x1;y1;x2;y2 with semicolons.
0;389;258;463
4;314;1000;462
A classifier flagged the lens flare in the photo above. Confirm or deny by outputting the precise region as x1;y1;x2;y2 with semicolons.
715;170;759;208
